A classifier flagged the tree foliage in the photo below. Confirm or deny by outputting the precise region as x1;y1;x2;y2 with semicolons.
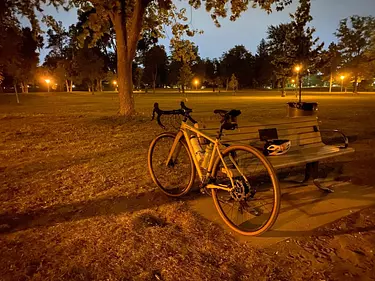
2;0;295;114
142;45;168;92
220;45;254;88
335;15;375;93
267;23;293;95
3;27;42;93
254;39;274;88
228;73;239;94
267;0;323;97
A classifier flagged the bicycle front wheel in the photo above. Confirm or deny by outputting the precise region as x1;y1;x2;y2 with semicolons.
148;132;196;197
211;145;280;236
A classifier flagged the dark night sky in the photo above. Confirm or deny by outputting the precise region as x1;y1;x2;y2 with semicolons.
37;0;375;61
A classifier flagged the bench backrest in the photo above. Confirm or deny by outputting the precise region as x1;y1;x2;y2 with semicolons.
200;116;323;151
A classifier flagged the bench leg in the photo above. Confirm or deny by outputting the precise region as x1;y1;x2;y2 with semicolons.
309;161;335;193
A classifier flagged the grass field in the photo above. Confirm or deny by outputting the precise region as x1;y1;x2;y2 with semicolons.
1;91;375;280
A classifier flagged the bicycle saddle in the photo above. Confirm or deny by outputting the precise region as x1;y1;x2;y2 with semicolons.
214;109;241;130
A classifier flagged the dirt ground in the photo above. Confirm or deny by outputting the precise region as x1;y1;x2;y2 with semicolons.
0;91;374;281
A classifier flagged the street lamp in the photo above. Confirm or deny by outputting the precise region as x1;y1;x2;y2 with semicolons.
45;79;51;93
194;79;199;90
340;75;345;92
113;80;118;91
294;65;302;102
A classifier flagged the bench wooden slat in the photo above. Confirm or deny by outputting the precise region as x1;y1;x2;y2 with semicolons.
222;131;322;144
198;116;354;169
200;116;319;132
269;146;355;169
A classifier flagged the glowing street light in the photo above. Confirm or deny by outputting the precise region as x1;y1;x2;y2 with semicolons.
45;79;51;93
113;80;118;91
194;79;199;90
340;75;345;92
295;66;301;72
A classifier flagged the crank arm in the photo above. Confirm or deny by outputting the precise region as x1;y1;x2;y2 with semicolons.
206;184;232;192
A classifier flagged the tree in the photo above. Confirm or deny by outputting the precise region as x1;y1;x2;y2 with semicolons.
5;27;42;94
171;39;197;93
74;47;105;93
288;0;324;101
220;45;254;89
268;0;323;99
319;42;341;92
178;63;194;94
254;39;273;88
267;23;294;96
228;74;239;94
133;67;143;90
6;0;294;115
335;16;375;93
142;45;168;93
44;19;77;92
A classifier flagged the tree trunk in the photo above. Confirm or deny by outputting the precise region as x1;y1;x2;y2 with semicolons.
353;74;358;94
298;74;302;102
22;82;29;93
97;79;103;92
152;66;157;94
226;78;229;91
65;80;70;92
281;78;286;97
14;84;20;104
69;81;73;92
329;72;333;93
112;0;145;116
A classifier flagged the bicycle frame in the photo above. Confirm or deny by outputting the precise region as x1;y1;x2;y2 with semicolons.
166;121;245;192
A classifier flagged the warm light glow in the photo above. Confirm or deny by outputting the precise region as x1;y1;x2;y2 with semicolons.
291;79;295;83
340;75;345;80
194;79;199;85
113;81;117;85
295;65;302;72
45;79;51;84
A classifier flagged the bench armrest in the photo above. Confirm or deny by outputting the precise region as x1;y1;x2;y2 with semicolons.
320;129;349;149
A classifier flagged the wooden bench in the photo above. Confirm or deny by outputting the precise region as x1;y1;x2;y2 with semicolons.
201;116;355;192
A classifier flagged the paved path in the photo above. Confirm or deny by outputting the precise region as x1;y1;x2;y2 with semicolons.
190;181;375;248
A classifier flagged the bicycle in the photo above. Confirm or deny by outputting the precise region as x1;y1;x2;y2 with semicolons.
148;102;281;236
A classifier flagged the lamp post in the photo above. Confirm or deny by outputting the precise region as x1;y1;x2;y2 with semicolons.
194;79;199;90
295;65;302;103
45;79;51;93
113;81;118;91
340;75;345;92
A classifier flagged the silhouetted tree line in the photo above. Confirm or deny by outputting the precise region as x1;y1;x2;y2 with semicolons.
1;1;374;95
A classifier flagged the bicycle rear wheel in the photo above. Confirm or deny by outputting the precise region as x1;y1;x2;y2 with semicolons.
211;145;280;236
148;132;196;197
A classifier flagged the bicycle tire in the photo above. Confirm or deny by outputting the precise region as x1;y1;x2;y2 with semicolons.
148;132;196;197
211;145;280;236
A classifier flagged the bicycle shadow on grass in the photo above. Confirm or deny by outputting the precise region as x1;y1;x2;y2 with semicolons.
0;189;201;235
